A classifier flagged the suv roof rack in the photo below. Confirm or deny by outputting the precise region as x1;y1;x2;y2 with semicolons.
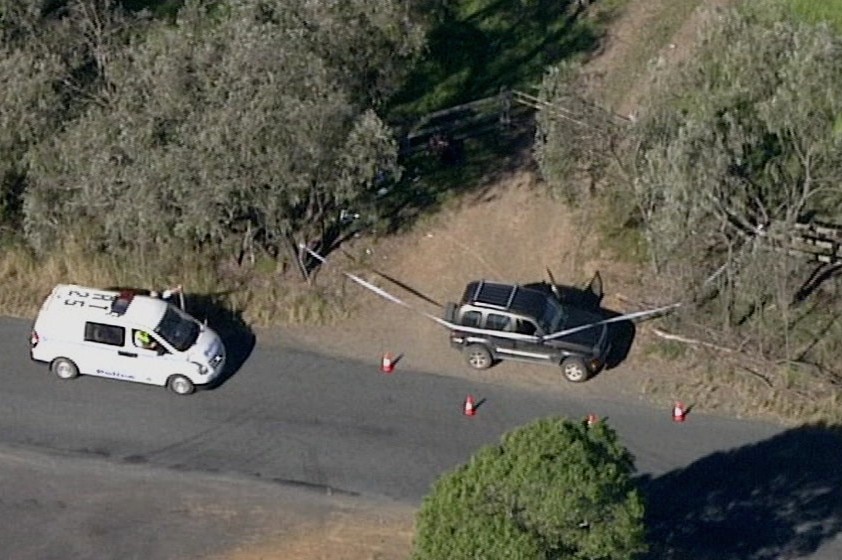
462;280;551;320
463;281;519;310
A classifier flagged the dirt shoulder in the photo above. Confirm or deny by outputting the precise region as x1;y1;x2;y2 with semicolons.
277;170;653;401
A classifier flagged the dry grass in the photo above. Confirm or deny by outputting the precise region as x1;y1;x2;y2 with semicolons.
0;240;350;328
215;510;414;560
639;339;842;425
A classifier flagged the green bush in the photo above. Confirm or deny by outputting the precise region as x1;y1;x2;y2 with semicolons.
412;417;646;560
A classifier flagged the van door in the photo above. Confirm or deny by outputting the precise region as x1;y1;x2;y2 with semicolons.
120;329;178;386
81;322;141;382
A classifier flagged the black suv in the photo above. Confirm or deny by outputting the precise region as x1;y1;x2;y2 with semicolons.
444;280;610;382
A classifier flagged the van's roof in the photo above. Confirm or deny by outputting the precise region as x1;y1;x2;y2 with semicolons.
40;284;168;329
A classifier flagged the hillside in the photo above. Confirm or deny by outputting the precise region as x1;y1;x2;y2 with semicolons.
225;2;741;559
281;0;742;408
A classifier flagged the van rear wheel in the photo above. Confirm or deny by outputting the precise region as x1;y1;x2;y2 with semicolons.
168;375;195;395
51;358;79;380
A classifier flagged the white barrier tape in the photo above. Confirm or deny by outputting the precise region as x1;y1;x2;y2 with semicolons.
345;271;541;341
300;244;680;343
301;245;543;341
344;272;412;309
542;303;682;341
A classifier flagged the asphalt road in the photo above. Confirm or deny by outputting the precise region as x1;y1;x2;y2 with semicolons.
1;316;841;559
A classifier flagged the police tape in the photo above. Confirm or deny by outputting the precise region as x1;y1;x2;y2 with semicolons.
541;303;682;341
300;244;680;342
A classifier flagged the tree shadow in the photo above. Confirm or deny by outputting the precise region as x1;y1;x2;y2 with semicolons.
374;0;624;238
389;0;610;113
638;423;842;560
182;292;256;389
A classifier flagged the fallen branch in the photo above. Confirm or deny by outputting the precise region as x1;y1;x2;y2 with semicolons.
650;327;735;353
736;365;774;388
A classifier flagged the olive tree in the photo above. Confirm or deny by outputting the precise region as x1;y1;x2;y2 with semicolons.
534;62;626;201
411;417;646;560
628;2;842;342
22;0;425;269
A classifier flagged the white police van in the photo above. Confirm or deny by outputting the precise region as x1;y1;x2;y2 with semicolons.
30;284;226;395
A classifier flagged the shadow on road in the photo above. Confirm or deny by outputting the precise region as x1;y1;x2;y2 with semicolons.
184;292;255;389
638;423;842;560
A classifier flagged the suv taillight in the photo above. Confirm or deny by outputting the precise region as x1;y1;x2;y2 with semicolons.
30;330;39;348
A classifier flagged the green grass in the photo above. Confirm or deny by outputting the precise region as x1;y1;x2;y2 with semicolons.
387;0;623;119
380;1;629;233
785;0;842;32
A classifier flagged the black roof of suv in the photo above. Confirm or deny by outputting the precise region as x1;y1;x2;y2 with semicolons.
460;281;548;318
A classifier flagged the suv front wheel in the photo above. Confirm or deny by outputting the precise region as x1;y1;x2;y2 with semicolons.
464;344;493;370
561;357;589;383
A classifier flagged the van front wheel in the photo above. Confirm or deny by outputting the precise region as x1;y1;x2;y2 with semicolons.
51;358;79;380
168;375;195;395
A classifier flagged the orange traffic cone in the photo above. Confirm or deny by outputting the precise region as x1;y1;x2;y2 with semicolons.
585;413;599;427
463;395;477;417
672;401;687;422
381;353;395;374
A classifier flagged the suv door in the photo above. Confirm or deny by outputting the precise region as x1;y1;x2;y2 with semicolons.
484;312;517;357
512;318;555;362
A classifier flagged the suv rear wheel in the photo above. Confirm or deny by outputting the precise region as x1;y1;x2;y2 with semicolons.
464;344;493;370
561;357;589;383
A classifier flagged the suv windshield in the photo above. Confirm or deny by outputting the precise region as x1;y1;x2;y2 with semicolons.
154;306;200;352
540;297;565;333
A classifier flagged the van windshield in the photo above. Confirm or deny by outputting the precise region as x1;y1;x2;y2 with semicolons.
154;306;200;352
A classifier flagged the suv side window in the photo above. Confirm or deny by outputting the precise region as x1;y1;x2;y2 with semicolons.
84;322;125;347
460;310;482;328
515;319;537;336
486;313;512;331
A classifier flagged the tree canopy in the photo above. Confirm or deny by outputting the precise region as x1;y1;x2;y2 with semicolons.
533;1;842;370
411;417;646;560
624;1;842;362
1;0;426;265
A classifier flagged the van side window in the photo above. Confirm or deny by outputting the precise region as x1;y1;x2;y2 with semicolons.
84;322;125;347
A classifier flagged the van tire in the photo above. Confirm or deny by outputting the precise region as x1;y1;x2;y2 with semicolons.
168;375;195;395
51;358;79;380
